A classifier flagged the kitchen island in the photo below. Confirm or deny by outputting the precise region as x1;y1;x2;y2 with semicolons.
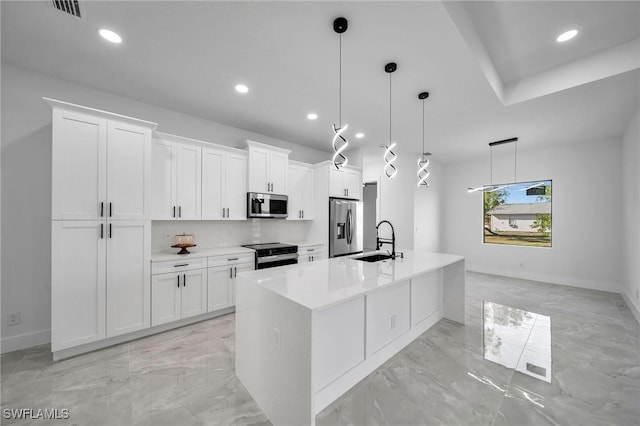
235;250;465;426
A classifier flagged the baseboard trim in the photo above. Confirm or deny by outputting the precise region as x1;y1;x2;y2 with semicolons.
1;329;51;354
621;290;640;324
466;264;621;294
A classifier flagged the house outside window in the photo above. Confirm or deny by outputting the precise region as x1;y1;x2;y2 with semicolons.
483;180;552;247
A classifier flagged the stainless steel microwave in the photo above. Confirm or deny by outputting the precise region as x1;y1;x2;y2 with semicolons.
247;192;288;218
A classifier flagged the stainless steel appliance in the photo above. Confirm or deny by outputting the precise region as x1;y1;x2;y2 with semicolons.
247;193;288;219
329;198;363;257
242;243;298;269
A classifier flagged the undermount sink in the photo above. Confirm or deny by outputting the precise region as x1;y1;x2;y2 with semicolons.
354;253;393;262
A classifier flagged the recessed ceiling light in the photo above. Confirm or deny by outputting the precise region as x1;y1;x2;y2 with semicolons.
235;84;249;94
307;113;318;120
99;29;122;44
556;29;578;43
355;132;364;139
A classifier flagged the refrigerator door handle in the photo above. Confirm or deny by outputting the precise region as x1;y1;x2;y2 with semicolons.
346;209;352;244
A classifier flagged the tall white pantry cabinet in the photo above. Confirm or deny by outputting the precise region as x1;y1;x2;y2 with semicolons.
46;98;156;354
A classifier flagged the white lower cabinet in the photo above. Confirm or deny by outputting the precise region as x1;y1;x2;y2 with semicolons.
411;270;442;326
366;280;411;356
313;296;365;391
151;266;207;326
52;220;150;351
297;244;325;263
208;254;254;311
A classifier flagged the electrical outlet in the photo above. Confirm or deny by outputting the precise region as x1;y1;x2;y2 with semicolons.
7;312;20;326
163;233;172;241
390;314;397;330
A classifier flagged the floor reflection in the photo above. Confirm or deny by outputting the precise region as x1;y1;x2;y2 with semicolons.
483;301;552;383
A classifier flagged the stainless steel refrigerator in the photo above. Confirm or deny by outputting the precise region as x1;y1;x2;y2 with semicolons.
329;198;363;258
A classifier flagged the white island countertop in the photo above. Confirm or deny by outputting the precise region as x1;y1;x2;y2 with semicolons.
237;250;464;311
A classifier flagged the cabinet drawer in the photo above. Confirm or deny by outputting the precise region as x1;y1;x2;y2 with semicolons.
366;280;410;356
152;257;207;275
208;253;254;268
300;245;324;254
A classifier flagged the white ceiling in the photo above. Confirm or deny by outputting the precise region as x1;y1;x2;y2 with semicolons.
2;1;639;163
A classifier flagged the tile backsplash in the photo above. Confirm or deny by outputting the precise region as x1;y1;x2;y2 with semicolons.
152;220;313;254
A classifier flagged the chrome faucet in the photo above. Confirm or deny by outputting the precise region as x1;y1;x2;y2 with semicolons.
376;220;399;259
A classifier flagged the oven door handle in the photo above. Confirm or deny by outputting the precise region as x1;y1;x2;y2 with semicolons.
256;253;299;264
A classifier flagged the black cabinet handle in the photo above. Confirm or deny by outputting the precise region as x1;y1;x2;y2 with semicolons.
100;202;104;217
177;275;180;288
234;266;237;278
222;208;225;218
183;274;186;287
173;206;176;218
109;202;112;217
302;210;304;219
227;208;230;217
109;223;112;239
178;206;182;218
229;267;233;278
100;223;104;239
227;257;239;261
174;264;188;268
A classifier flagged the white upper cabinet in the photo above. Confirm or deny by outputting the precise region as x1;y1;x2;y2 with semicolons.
202;147;247;220
50;104;154;221
245;140;290;194
289;162;314;220
151;136;201;220
329;166;362;200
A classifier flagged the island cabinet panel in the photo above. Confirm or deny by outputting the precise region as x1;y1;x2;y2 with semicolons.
411;270;443;326
366;280;411;356
313;296;365;391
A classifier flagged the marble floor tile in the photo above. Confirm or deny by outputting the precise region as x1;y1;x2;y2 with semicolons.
2;272;638;426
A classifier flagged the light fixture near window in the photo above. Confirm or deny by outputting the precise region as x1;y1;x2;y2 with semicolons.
417;91;431;187
331;17;349;169
467;137;518;193
382;62;398;179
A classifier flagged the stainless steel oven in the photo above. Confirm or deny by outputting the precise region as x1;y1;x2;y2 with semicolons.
247;193;288;219
242;243;298;269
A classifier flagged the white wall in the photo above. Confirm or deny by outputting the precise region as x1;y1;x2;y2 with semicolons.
0;63;328;352
414;161;444;252
622;109;640;320
443;137;623;292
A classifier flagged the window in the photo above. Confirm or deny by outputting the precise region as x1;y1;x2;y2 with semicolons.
483;180;552;247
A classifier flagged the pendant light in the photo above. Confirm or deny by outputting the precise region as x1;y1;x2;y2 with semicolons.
382;62;398;179
467;137;518;193
417;91;431;187
331;17;349;169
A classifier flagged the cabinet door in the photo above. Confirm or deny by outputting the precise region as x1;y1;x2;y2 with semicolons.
225;153;247;220
248;146;269;192
151;140;176;220
51;221;106;351
411;270;442;326
232;262;254;305
151;273;181;326
201;148;225;220
175;143;201;220
107;121;151;220
269;151;288;194
329;168;345;198
52;109;107;220
106;221;150;337
299;167;314;219
366;280;410;356
181;269;207;319
344;169;362;200
207;266;233;312
288;166;301;220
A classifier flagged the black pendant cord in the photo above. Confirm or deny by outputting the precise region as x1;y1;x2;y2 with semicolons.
339;33;342;128
422;100;425;157
389;72;392;145
490;146;493;186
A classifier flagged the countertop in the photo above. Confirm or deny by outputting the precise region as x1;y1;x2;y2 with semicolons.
151;246;255;262
236;250;464;311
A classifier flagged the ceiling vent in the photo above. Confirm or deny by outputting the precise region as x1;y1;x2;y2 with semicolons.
51;0;84;20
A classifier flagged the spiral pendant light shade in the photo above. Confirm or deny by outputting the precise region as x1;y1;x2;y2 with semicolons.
417;91;431;187
383;62;398;179
331;17;349;169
